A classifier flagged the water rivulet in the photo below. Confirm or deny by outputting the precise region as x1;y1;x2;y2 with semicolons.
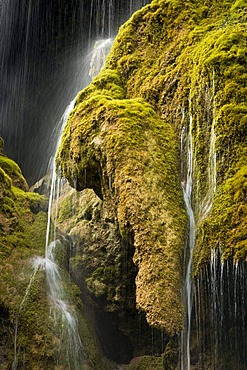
57;0;246;368
0;0;150;185
0;0;246;369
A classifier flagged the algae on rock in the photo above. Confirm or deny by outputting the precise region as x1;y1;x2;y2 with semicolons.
58;80;186;335
56;0;246;366
0;139;55;368
0;139;106;369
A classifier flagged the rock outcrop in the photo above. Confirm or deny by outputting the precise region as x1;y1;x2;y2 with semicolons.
57;0;246;368
0;140;106;369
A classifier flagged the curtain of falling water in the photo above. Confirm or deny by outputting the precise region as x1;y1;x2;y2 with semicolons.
194;253;247;369
0;0;150;185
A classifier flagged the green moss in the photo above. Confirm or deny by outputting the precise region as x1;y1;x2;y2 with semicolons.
194;164;247;272
57;0;246;341
0;151;56;367
0;149;106;367
58;43;187;335
127;355;164;369
0;155;28;190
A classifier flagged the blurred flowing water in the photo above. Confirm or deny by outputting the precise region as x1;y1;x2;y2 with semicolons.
0;0;150;185
180;113;195;370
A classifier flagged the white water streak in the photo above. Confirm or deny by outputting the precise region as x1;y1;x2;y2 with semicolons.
181;113;195;370
200;73;217;219
89;38;113;79
44;99;85;369
12;258;45;369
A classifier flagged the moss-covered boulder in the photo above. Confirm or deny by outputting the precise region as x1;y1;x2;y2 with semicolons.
0;142;107;369
56;0;246;366
0;142;55;368
103;0;246;270
55;182;166;365
59;0;246;279
58;75;187;335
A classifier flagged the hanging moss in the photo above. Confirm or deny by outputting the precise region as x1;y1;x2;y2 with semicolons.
58;71;187;335
57;0;246;350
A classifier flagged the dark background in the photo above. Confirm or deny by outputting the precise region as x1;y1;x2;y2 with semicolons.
0;0;149;185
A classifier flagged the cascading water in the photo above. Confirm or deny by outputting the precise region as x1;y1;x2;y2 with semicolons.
194;251;247;369
180;112;195;370
42;38;113;368
181;75;218;369
11;36;114;368
0;0;150;185
89;38;113;79
43;99;86;369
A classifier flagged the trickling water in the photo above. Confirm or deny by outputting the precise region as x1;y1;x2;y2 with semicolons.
194;252;247;369
12;259;44;370
41;36;114;368
181;113;195;370
200;73;217;219
0;0;151;184
89;38;113;78
43;98;87;369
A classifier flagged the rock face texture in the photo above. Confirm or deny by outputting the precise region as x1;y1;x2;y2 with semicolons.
55;183;167;365
0;141;54;368
0;143;106;369
1;0;246;369
57;0;246;368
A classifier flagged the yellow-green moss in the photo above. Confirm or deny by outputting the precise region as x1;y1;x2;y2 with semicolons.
0;151;106;368
0;155;28;190
127;355;164;369
57;0;246;337
58;50;186;336
104;0;246;272
194;164;247;272
0;153;55;367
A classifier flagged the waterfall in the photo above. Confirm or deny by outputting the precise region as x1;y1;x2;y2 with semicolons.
0;0;151;185
43;100;86;369
194;251;247;369
45;178;85;369
181;113;195;370
42;36;113;368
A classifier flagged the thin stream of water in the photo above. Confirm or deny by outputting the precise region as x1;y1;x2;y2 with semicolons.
12;37;113;369
181;114;195;370
43;38;115;368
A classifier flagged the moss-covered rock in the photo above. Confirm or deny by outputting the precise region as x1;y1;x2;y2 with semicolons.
0;155;28;191
58;85;186;335
55;182;166;364
0;147;106;369
58;0;246;338
0;146;56;368
54;0;247;367
104;0;246;270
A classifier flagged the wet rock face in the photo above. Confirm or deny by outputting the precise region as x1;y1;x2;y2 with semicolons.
56;184;166;364
0;151;56;369
56;0;246;367
56;186;125;308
